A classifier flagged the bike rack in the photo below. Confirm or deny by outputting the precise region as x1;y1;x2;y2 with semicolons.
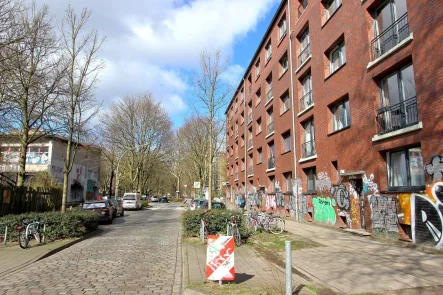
0;223;7;245
26;222;46;243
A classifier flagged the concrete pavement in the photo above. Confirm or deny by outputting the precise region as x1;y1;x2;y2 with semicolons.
284;220;443;294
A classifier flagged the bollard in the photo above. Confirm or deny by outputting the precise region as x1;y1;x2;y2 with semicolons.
285;240;292;295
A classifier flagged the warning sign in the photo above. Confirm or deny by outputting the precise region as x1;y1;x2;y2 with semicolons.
206;235;235;281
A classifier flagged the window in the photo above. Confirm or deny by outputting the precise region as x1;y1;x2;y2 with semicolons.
241;135;244;147
298;28;310;66
325;0;342;20
257;148;263;164
267;108;274;135
282;132;291;153
302;120;315;158
280;54;288;76
240;112;244;125
256;89;261;105
256;59;261;78
268;141;275;166
266;75;273;102
305;167;317;193
256;117;262;134
332;99;351;131
278;16;287;40
248;128;253;149
378;64;418;134
241;158;245;171
300;74;313;111
372;0;408;60
388;147;425;190
265;41;272;61
269;176;276;192
281;93;290;113
329;42;346;74
284;172;292;192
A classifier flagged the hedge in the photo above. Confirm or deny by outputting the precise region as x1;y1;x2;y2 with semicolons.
181;209;246;237
0;211;99;242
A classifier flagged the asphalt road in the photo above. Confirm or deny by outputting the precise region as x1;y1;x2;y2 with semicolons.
0;203;184;295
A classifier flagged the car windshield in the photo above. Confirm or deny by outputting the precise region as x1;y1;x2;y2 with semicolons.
82;202;106;209
123;195;136;200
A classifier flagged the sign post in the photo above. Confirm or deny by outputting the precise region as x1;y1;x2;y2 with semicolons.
206;235;235;283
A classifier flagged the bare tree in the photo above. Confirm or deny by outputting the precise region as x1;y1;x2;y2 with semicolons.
192;50;231;208
58;5;105;212
0;4;66;186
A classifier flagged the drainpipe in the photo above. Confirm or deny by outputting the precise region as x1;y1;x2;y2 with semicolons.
243;78;247;202
287;0;299;221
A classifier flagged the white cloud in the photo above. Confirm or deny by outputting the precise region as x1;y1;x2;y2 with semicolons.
220;65;246;87
35;0;279;121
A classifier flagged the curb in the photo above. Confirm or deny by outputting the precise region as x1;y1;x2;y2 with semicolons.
0;229;103;278
182;288;207;295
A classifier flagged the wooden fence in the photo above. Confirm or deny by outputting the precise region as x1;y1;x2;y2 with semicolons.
0;186;63;217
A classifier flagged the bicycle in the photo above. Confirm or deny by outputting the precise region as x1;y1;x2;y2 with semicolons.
244;211;258;236
226;216;241;247
246;210;284;235
17;219;46;249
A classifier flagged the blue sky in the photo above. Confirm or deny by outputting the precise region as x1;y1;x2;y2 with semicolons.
38;0;281;129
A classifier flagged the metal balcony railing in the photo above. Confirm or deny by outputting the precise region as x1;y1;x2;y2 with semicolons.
248;113;252;124
371;13;409;61
248;166;253;175
266;88;273;102
268;157;275;170
298;0;308;18
376;96;418;135
301;140;316;158
299;90;313;112
267;122;274;135
298;44;311;66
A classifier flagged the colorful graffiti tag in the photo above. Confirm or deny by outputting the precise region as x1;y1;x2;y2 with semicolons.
368;195;399;233
426;155;443;181
312;197;336;224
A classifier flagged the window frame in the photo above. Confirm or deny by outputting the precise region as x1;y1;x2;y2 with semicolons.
387;146;425;191
329;42;346;74
265;40;272;61
280;54;288;75
282;132;291;153
257;148;263;164
305;167;317;193
281;93;290;114
325;0;342;20
332;99;351;132
284;172;292;192
278;17;287;40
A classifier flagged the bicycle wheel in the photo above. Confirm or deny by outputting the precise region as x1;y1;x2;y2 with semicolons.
233;226;241;247
18;227;28;249
246;218;258;236
269;217;285;235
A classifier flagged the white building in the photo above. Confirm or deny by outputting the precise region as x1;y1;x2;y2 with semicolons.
0;135;101;203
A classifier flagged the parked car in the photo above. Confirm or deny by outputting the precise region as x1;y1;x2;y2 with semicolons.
81;200;115;224
122;193;142;210
150;196;159;202
109;198;124;217
159;197;169;203
189;199;206;210
141;195;148;200
200;201;226;210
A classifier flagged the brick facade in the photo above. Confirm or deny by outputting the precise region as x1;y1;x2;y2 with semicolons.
225;0;443;247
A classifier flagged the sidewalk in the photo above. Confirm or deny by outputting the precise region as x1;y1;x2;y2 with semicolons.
284;220;443;294
183;238;318;295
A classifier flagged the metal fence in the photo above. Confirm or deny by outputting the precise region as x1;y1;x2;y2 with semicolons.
376;97;418;135
301;140;316;158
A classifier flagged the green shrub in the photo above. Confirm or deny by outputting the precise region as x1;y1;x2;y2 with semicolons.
141;200;150;208
181;209;246;237
0;211;99;242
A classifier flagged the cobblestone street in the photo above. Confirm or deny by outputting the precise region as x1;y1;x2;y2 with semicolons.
0;204;183;295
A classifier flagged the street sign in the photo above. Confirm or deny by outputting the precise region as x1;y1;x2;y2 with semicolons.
193;182;201;189
206;235;235;281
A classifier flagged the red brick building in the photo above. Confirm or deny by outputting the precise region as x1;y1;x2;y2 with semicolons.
225;0;443;247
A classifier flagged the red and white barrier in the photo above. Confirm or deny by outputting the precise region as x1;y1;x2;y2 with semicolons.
205;235;235;281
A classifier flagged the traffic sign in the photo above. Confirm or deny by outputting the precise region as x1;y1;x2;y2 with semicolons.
193;182;201;189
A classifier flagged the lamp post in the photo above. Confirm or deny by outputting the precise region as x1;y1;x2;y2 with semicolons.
114;144;149;199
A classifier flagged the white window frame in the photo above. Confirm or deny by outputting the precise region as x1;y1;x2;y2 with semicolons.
326;0;342;20
280;55;288;75
329;42;346;74
281;93;290;113
258;148;263;164
256;60;261;78
332;99;351;131
283;132;291;153
278;17;287;40
265;41;272;61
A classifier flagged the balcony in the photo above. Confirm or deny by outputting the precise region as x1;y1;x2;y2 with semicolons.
371;13;409;61
235;173;239;181
248;113;252;125
267;122;274;135
266;88;273;103
268;157;275;170
301;140;316;158
248;166;253;176
298;44;311;67
298;0;308;18
248;139;253;150
376;96;418;135
299;90;313;112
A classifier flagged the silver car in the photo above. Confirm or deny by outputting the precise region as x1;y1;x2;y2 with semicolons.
189;199;206;210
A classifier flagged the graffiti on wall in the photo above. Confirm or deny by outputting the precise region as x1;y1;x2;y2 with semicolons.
368;195;399;233
312;197;336;224
363;173;379;195
397;194;411;225
331;184;352;227
411;182;443;248
298;195;313;221
275;181;284;208
265;189;276;210
317;172;332;193
247;186;263;208
289;178;302;217
426;155;443;181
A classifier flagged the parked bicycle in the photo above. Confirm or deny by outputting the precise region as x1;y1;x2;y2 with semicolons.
16;219;46;249
245;210;284;235
226;216;241;247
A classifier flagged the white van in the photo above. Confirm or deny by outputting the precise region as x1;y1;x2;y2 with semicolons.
122;192;142;210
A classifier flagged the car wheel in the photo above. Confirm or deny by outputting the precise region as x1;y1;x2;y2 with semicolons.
108;217;113;224
121;210;124;216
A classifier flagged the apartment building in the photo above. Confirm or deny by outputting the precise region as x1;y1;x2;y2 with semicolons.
225;0;443;247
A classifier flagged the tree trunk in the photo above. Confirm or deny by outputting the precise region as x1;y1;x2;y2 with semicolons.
61;141;73;213
17;132;29;187
108;169;114;197
208;118;213;209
